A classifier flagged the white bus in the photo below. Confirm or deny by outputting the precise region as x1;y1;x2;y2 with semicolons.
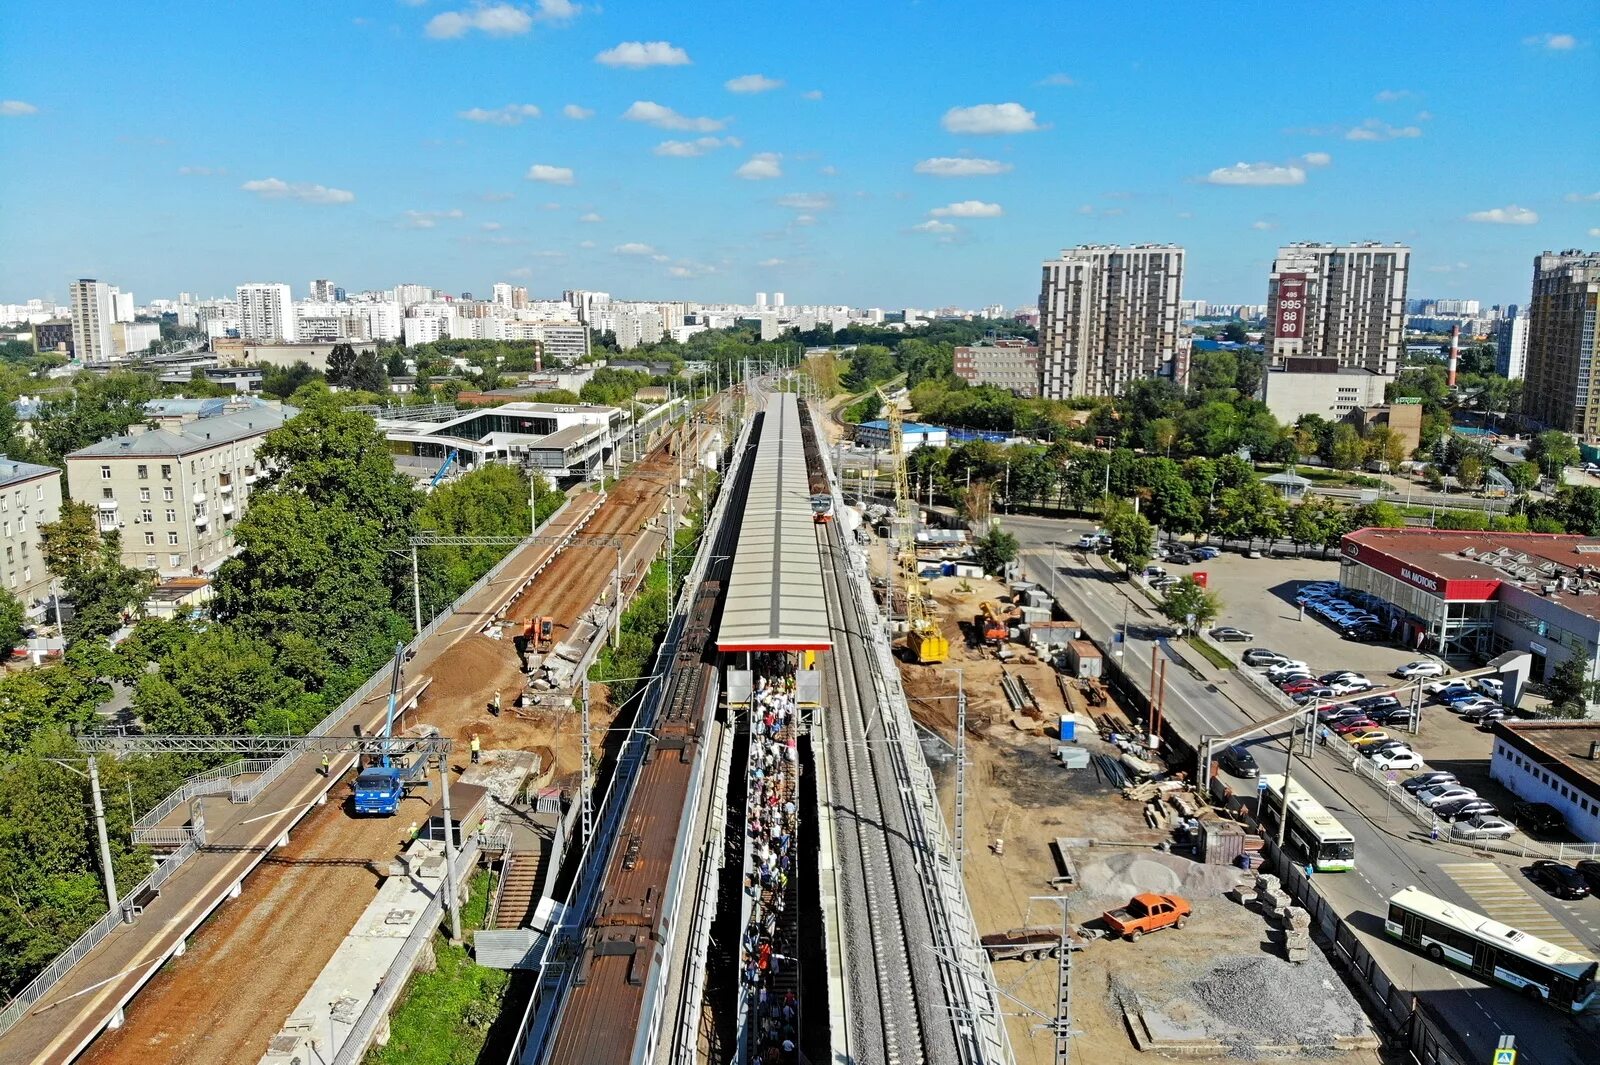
1259;773;1356;871
1385;886;1598;1011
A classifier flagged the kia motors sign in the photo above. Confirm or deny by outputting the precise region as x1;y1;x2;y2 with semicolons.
1275;273;1308;339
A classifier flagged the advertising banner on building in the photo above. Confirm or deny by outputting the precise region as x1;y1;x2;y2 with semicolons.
1275;273;1308;339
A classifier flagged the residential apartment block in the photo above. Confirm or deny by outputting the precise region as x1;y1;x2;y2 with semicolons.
1522;250;1600;435
65;405;293;578
1497;305;1528;381
235;282;296;342
0;455;63;617
1037;244;1185;399
69;278;118;363
953;340;1041;396
1266;242;1410;377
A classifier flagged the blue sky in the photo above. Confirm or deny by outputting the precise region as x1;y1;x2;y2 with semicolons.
1;1;1596;309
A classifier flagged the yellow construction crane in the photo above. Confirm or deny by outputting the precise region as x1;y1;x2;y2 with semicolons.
878;386;948;664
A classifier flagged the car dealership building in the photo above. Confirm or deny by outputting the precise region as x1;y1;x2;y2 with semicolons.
1339;528;1600;686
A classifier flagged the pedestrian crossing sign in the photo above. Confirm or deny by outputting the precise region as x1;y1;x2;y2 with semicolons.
1493;1050;1515;1065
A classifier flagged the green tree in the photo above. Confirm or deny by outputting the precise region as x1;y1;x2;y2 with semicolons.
1150;417;1179;458
1221;321;1249;344
1158;576;1220;634
1457;454;1485;491
1327;423;1364;471
1214;480;1288;547
1505;461;1538;496
326;342;357;386
0;589;23;653
973;524;1020;576
347;351;390;394
1546;656;1600;719
29;372;159;465
134;626;312;734
1105;505;1155;572
1529;430;1580;479
39;501;152;643
1350;500;1406;529
39;501;102;582
842;344;896;390
1189;350;1237;393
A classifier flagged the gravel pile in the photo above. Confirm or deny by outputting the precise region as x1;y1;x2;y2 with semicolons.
1189;955;1367;1043
1076;850;1245;901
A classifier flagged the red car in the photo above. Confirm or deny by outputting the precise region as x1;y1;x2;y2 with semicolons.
1279;678;1320;693
1331;717;1378;735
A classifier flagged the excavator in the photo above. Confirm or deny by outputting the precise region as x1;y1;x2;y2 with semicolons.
877;386;948;664
975;601;1009;645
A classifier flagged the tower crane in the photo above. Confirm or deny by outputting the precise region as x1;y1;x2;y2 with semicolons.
877;386;948;664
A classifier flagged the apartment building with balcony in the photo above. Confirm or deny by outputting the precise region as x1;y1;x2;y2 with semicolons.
64;405;293;578
0;455;63;618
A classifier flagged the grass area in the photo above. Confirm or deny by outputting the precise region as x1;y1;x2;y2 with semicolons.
1185;635;1235;672
363;870;506;1065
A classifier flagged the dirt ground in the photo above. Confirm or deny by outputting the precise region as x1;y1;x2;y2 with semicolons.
79;418;710;1065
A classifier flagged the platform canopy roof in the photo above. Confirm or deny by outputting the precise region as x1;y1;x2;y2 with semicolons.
717;392;832;653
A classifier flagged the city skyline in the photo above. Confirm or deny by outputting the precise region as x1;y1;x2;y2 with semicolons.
0;1;1596;307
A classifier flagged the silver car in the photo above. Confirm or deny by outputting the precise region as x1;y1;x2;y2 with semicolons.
1451;816;1516;841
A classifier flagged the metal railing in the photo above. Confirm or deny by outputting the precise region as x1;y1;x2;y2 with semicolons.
132;758;275;842
0;839;198;1035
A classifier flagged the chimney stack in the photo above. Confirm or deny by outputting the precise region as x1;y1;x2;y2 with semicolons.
1448;324;1461;388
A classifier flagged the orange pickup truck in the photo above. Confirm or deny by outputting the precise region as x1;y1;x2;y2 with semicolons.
1101;893;1192;941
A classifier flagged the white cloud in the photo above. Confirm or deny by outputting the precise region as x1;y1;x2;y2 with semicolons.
758;258;785;267
1204;161;1306;186
819;164;837;176
653;136;738;157
426;3;535;39
562;103;594;120
532;0;581;21
1426;261;1471;273
911;220;958;233
578;240;596;248
1346;118;1422;141
178;165;226;176
481;221;503;231
614;242;657;255
241;177;355;204
401;208;466;229
776;192;832;210
540;201;562;210
914;156;1013;177
1300;151;1332;167
941;102;1039;134
525;164;574;185
726;74;783;94
479;190;515;202
1374;88;1414;102
0;100;38;116
736;152;783;180
1466;204;1539;225
1566;191;1600;202
1416;110;1434;121
579;212;602;222
458;103;541;125
596;41;690;68
1036;73;1075;87
1250;220;1277;230
792;214;816;226
1590;228;1600;238
929;200;1002;218
1524;33;1579;50
801;90;823;100
667;260;717;278
622;100;724;132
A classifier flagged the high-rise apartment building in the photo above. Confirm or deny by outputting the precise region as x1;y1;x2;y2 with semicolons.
308;279;337;302
69;278;118;363
1266;242;1410;376
1036;244;1185;399
1496;305;1528;381
110;289;136;324
1522;250;1600;434
235;283;295;342
492;282;515;308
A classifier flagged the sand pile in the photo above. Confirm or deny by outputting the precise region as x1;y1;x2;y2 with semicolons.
1075;849;1244;901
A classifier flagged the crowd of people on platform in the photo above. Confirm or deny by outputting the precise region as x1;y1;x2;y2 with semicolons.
742;672;801;1062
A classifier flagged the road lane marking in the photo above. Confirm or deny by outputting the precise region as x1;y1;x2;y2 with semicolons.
1438;862;1590;953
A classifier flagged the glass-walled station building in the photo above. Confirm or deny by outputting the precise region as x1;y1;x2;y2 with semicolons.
1339;529;1600;683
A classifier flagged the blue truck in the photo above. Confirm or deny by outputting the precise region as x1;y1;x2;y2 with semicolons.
351;643;429;816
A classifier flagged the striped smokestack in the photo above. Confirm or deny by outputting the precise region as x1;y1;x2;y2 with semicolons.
1448;324;1460;388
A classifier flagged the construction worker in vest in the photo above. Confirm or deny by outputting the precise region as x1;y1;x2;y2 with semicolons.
320;752;330;777
471;734;482;765
491;689;501;717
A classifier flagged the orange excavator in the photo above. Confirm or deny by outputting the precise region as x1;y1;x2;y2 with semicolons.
975;601;1009;645
526;615;555;652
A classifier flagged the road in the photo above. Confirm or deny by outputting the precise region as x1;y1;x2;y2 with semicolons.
1001;512;1600;1065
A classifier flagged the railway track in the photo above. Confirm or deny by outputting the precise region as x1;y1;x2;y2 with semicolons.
817;519;957;1065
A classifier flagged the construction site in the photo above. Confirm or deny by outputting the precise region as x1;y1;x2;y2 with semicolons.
39;410;721;1065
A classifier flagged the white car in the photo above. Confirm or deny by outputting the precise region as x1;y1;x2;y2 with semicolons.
1449;696;1499;715
1418;783;1478;808
1329;679;1373;695
1266;661;1311;678
1395;661;1445;680
1476;677;1504;699
1371;749;1425;771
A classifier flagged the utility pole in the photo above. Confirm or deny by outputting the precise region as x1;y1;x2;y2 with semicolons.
439;755;462;942
1276;721;1298;849
580;676;594;849
410;545;423;634
1029;895;1080;1062
954;669;966;883
87;757;119;914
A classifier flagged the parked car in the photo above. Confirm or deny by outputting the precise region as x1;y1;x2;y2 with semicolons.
1449;696;1500;716
1359;695;1405;712
1209;627;1254;642
1329;679;1374;695
1077;532;1111;550
1426;680;1475;699
1575;860;1600;892
1370;706;1417;727
1266;659;1311;676
1343;625;1390;643
1143;565;1167;580
1217;745;1259;778
1524;860;1591;900
1511;801;1566;834
1462;705;1507;725
1100;893;1192;941
1292;687;1338;705
1476;677;1504;699
1318;706;1367;725
1330;718;1379;737
1418;783;1479;808
1452;816;1516;841
1243;648;1288;667
1403;771;1458;793
1370;749;1425;771
1350;731;1397;751
1191;546;1220;560
1433;798;1499;823
1394;661;1446;679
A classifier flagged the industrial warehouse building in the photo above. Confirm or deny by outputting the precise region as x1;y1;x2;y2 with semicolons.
1490;721;1600;842
1339;528;1600;684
